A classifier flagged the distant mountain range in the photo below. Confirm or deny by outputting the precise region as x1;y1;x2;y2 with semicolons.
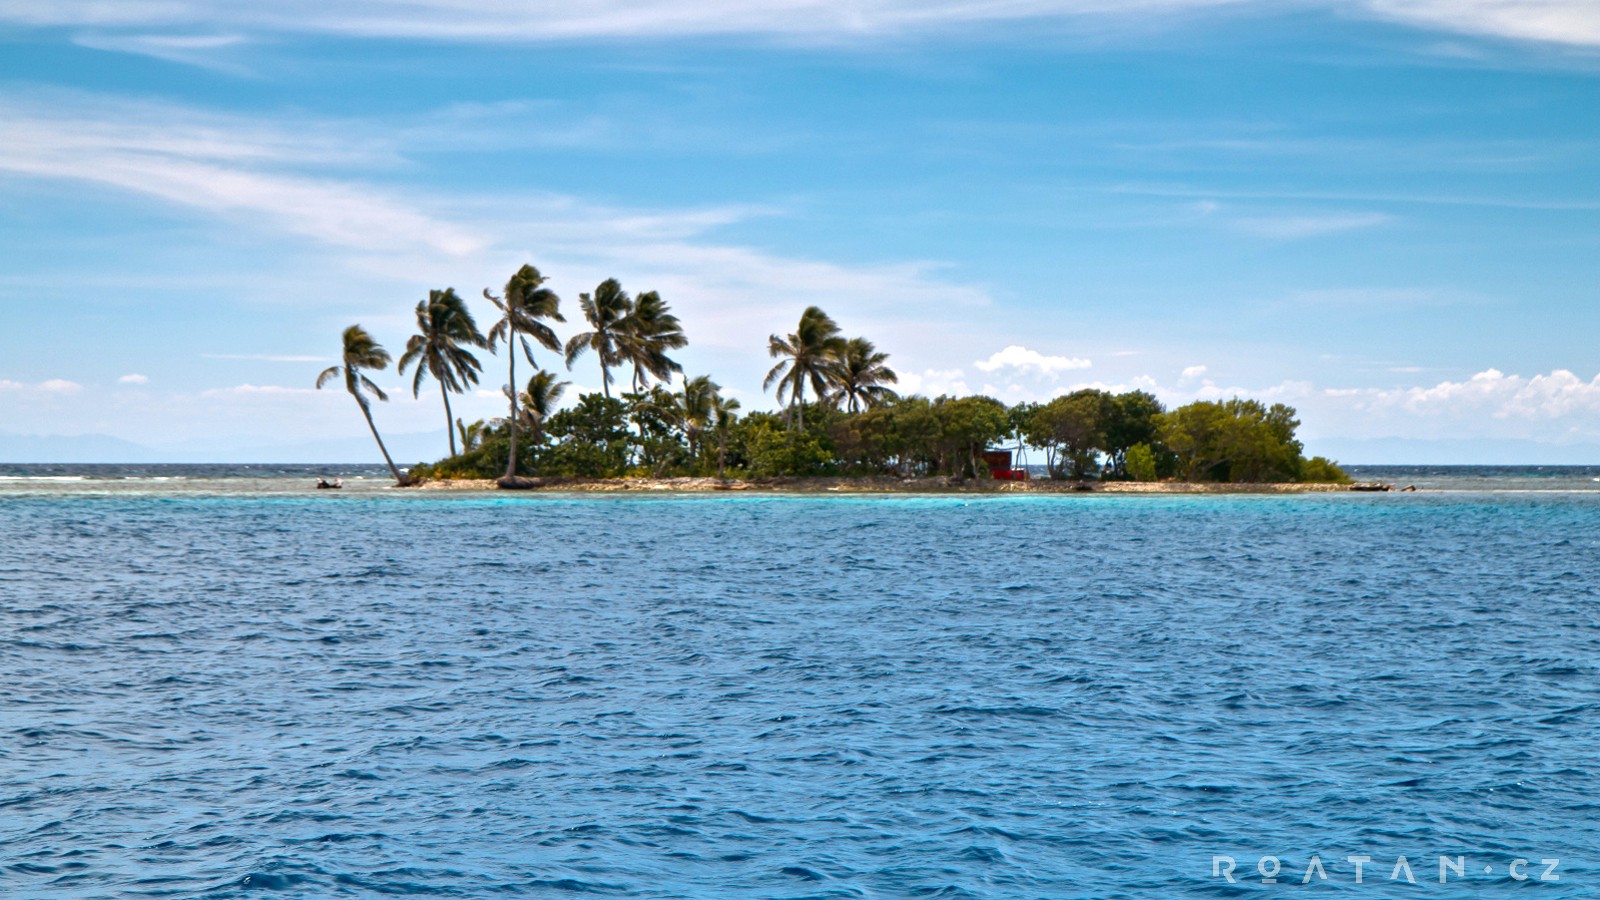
1307;437;1600;466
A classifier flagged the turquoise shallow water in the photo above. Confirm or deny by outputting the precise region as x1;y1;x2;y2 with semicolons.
3;482;1599;897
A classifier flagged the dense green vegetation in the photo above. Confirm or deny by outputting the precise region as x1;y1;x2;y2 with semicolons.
322;263;1348;486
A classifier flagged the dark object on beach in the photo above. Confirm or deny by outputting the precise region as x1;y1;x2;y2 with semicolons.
1349;482;1391;492
497;475;543;490
315;478;342;490
1401;484;1418;492
1070;480;1095;492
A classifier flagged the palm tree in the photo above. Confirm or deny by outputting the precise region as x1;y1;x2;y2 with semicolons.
398;288;486;457
485;264;564;481
829;336;899;413
515;368;571;449
563;278;632;398
618;290;687;392
764;305;846;430
678;375;720;468
711;393;741;479
455;418;486;453
316;325;409;486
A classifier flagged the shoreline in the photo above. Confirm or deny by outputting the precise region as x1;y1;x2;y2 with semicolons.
413;476;1375;494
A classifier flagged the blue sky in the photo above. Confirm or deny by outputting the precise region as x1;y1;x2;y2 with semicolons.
1;1;1597;462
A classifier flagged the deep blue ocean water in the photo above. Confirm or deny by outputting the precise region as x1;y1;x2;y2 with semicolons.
3;468;1599;897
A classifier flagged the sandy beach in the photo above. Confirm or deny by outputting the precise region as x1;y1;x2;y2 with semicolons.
414;475;1370;494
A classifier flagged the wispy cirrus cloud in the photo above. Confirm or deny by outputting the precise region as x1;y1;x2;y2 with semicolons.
70;32;254;73
0;94;485;258
1233;211;1392;239
0;88;1003;398
202;353;330;363
4;0;1598;48
1362;0;1600;49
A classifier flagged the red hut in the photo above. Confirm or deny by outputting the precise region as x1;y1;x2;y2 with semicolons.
983;449;1028;481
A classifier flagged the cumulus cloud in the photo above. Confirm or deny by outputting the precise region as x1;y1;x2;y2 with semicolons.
1334;368;1600;420
118;373;150;384
975;345;1091;379
1180;364;1207;381
0;378;84;395
896;368;971;397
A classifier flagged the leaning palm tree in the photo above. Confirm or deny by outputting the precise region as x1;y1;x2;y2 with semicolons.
485;264;564;481
514;368;571;449
764;305;846;430
316;325;409;486
398;288;486;457
828;336;899;413
618;290;687;392
563;278;632;398
711;392;741;479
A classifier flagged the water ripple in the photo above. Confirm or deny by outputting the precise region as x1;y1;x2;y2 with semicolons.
2;493;1597;896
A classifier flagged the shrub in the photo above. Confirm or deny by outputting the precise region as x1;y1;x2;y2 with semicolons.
1125;443;1158;482
1299;456;1351;484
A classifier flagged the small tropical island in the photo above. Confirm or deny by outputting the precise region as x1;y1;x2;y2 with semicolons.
318;263;1357;492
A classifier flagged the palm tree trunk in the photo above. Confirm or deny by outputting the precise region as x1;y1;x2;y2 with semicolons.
441;379;458;457
504;324;519;480
717;433;726;479
356;397;407;486
796;380;805;431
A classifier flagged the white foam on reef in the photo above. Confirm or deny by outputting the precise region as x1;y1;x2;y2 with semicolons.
0;475;87;481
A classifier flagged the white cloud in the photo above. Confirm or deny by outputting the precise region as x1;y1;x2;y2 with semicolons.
0;90;995;373
2;378;84;395
0;95;485;258
1338;368;1600;420
70;32;253;73
975;345;1091;378
1362;0;1600;49
1233;212;1392;240
1180;364;1207;381
198;383;320;397
5;1;1597;47
1287;287;1450;309
119;373;150;384
203;353;330;362
896;368;970;397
